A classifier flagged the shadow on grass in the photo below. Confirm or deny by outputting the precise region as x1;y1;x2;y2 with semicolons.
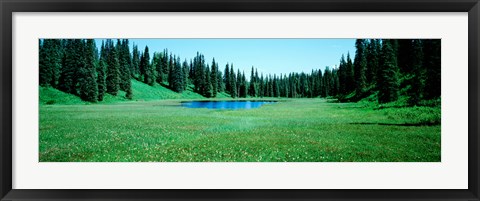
349;122;440;127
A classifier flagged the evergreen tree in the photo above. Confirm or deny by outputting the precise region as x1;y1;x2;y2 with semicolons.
58;39;78;95
105;39;120;95
224;64;231;94
366;39;380;86
249;66;257;97
345;52;354;94
97;58;107;101
378;40;400;104
240;71;248;98
354;39;368;96
423;39;441;99
407;39;425;105
78;39;99;102
131;44;140;79
153;53;164;84
182;59;190;90
39;39;62;87
230;65;237;98
171;56;184;93
236;69;242;97
338;55;347;95
117;39;132;92
210;58;218;97
204;65;213;97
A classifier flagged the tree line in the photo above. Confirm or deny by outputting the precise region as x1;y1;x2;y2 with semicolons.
336;39;440;105
40;39;440;105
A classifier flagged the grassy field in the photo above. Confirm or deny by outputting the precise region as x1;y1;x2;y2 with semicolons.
39;97;441;162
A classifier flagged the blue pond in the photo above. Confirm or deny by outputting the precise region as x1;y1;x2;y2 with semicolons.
181;101;276;110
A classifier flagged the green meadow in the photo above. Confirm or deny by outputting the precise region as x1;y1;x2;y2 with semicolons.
39;81;440;162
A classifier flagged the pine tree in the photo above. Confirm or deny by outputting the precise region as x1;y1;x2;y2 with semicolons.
39;39;62;87
224;64;231;94
366;39;380;87
354;39;368;97
182;59;189;90
97;58;107;101
131;44;141;79
249;66;257;97
407;39;425;105
236;69;242;97
153;53;164;85
117;39;132;92
230;65;237;98
58;39;78;95
105;39;120;95
210;58;218;97
79;39;99;102
204;65;213;97
378;40;400;104
171;56;184;93
423;39;441;99
345;52;354;94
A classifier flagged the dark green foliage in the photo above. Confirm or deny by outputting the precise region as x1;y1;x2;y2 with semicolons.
182;59;190;90
204;65;213;97
230;65;237;98
239;71;248;98
131;45;141;79
249;67;257;97
406;40;425;106
117;39;132;92
105;39;120;95
236;69;242;97
170;56;185;93
224;64;231;94
366;39;380;86
423;39;441;99
210;58;218;97
153;53;163;84
140;46;155;86
58;39;78;95
217;69;224;93
193;52;206;95
354;39;368;97
345;53;354;94
378;40;400;104
39;39;62;87
97;58;107;101
78;39;98;102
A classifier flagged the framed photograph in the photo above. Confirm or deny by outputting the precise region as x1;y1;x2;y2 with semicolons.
1;0;479;200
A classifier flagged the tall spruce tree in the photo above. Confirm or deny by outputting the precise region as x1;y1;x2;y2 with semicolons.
249;66;257;97
366;39;380;87
224;64;231;94
423;39;441;99
58;39;77;94
378;40;400;104
105;39;120;95
210;58;218;97
97;58;107;101
407;39;425;105
230;65;237;98
354;39;368;97
39;39;62;87
79;39;99;102
171;56;184;93
131;44;140;79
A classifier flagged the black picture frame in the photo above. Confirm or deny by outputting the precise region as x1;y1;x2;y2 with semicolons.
1;0;479;200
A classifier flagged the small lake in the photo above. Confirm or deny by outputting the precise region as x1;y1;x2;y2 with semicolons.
181;100;276;110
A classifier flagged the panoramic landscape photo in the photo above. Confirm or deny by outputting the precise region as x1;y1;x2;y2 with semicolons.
39;38;441;162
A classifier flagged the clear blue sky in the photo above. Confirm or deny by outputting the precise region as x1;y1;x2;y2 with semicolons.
95;39;356;76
